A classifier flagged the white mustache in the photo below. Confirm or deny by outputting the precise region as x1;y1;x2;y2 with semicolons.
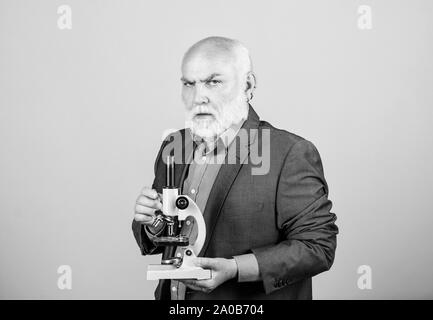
191;108;216;117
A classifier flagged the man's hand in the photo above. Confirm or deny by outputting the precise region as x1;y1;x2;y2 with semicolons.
180;257;238;293
134;187;162;226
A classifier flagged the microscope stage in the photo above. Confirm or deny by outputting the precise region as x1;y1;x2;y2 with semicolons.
147;264;211;280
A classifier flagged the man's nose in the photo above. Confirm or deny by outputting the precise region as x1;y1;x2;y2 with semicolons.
193;85;209;105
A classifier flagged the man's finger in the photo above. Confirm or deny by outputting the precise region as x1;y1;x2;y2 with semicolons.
136;196;162;210
141;187;159;200
180;279;197;286
135;204;156;215
179;280;209;293
179;280;199;289
192;257;218;269
134;213;154;223
181;279;213;287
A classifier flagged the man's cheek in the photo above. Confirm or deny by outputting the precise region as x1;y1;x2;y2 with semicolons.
219;91;236;106
181;90;192;106
224;84;240;99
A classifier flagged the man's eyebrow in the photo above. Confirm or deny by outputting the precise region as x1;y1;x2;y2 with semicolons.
180;77;194;83
201;73;222;82
180;73;222;83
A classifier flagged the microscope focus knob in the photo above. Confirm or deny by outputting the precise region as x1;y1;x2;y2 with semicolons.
175;196;189;210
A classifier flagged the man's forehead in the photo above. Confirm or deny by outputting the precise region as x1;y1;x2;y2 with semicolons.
181;52;237;79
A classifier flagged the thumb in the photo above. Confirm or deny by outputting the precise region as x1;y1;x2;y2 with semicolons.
193;257;217;269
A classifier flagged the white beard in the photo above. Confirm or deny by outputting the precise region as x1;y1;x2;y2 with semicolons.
185;93;248;141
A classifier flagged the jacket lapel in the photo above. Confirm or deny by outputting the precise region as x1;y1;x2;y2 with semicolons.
199;106;260;256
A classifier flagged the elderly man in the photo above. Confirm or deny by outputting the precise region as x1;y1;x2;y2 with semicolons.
132;36;338;300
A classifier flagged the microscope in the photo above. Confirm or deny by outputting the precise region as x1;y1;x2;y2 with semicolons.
146;156;212;280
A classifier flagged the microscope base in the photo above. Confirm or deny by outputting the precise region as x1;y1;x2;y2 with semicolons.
147;264;211;280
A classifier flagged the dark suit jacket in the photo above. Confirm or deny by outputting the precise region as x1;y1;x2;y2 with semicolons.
132;106;338;300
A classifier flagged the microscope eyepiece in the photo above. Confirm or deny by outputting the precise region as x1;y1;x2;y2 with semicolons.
166;155;175;187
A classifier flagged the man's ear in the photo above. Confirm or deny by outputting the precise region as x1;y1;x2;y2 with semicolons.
245;71;257;101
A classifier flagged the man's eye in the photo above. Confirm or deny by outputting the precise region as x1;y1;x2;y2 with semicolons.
207;80;221;86
183;82;194;87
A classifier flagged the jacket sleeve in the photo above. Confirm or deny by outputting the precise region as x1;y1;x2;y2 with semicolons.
131;138;169;256
251;139;338;294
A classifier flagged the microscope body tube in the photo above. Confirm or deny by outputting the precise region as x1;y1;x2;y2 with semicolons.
161;188;180;264
163;155;179;217
162;188;179;217
161;156;180;264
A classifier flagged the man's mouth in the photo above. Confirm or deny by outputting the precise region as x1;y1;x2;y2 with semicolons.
194;112;215;118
